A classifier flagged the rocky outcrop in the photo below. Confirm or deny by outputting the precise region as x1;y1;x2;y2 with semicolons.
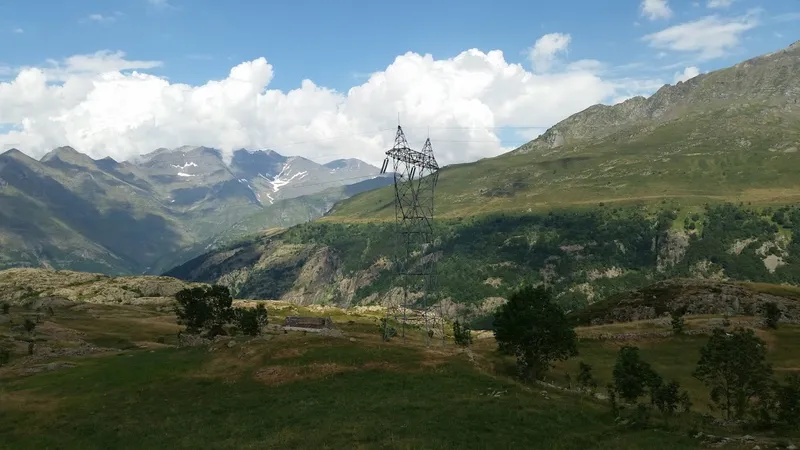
0;268;204;305
577;278;800;326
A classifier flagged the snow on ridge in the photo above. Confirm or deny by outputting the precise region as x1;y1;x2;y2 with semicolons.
177;172;195;177
268;162;309;193
171;162;198;169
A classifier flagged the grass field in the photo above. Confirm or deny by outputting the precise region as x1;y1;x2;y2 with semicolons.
1;302;798;449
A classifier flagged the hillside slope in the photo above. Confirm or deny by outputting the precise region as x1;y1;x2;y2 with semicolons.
326;41;800;221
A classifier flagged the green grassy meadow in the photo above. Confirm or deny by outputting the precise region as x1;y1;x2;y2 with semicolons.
1;301;798;449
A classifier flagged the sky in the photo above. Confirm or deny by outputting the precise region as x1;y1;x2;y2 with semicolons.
0;0;798;168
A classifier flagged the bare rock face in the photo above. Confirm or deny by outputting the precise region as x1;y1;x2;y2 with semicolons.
582;278;800;325
0;268;204;305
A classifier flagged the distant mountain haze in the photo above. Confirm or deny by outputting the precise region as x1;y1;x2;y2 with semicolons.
0;145;388;274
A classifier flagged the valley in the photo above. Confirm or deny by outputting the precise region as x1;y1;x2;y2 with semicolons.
0;145;390;275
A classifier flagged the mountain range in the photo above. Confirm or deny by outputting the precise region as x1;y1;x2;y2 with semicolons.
166;41;800;317
0;145;388;274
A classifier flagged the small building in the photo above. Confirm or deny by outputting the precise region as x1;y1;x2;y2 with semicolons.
282;316;334;333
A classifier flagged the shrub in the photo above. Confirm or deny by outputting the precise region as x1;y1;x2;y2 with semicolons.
762;302;781;329
577;362;597;395
379;317;396;342
23;318;36;335
453;320;473;347
1;302;9;315
670;309;685;334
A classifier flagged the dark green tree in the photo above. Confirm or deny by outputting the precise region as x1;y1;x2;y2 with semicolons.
577;361;597;395
762;302;781;329
174;285;234;336
613;346;656;404
453;320;472;347
493;285;577;381
653;380;682;415
693;327;773;420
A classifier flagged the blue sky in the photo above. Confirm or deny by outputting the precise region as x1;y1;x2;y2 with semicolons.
0;0;799;166
3;0;798;91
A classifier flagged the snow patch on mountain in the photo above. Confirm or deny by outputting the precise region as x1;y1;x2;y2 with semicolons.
177;172;195;177
171;162;198;169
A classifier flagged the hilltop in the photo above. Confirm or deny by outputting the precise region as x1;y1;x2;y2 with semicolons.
0;145;388;274
326;40;800;221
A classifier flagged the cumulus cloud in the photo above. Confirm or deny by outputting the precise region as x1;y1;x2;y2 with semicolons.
527;33;571;73
641;0;673;20
0;44;664;167
642;12;759;60
673;66;700;83
707;0;734;8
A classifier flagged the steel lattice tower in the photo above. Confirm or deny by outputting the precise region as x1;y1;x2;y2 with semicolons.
379;125;442;346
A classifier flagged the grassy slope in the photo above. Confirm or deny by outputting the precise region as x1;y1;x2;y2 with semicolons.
2;301;800;449
325;104;800;222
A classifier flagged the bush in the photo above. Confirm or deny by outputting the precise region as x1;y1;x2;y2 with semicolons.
1;302;9;314
453;320;472;347
379;317;396;341
174;285;234;336
762;302;781;329
493;285;577;381
577;362;597;395
23;318;36;335
670;309;685;334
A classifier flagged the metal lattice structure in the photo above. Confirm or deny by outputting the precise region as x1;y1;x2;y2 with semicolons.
379;125;443;346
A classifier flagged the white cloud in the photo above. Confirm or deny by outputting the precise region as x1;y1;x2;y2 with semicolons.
642;13;759;60
36;50;162;81
707;0;733;8
84;12;122;24
0;45;663;167
12;27;24;34
527;33;571;73
673;66;700;83
641;0;673;20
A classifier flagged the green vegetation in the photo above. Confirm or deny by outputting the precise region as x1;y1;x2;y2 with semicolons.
763;302;782;329
452;319;472;347
693;328;773;420
493;286;577;380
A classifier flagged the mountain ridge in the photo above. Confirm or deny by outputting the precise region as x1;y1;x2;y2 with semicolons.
0;144;386;274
